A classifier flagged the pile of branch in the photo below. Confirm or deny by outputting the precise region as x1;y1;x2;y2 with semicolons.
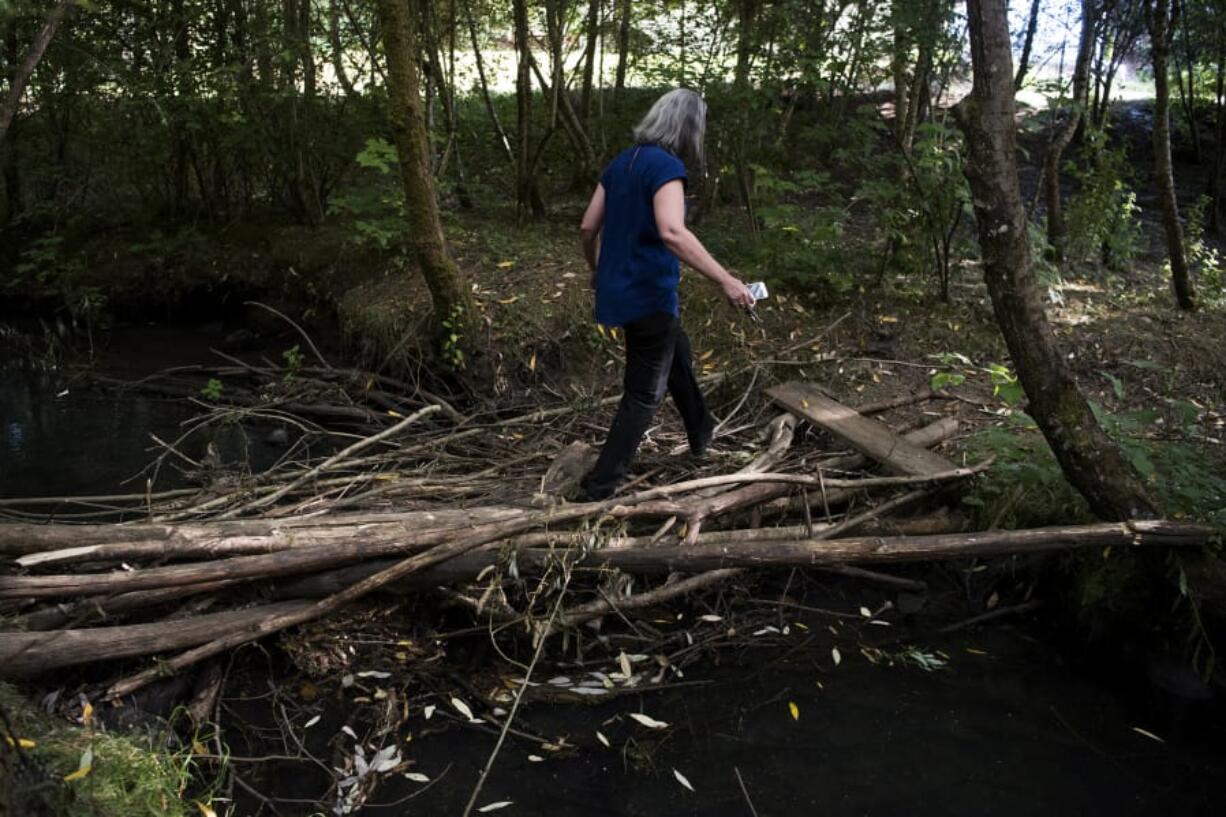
0;378;1212;701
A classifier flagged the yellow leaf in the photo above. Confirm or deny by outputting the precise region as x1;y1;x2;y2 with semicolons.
801;399;810;408
63;765;91;782
788;701;800;721
387;410;403;418
529;353;536;373
965;647;988;656
879;315;899;323
497;295;520;305
365;377;375;391
496;260;514;269
81;701;94;725
698;350;713;361
192;738;208;755
4;737;36;749
194;800;218;817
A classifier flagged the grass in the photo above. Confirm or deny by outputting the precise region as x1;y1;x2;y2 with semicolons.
0;683;197;817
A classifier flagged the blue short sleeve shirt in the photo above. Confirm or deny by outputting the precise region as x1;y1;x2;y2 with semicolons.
594;144;688;327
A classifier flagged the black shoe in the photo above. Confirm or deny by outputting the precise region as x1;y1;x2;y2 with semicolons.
579;473;616;502
689;418;715;458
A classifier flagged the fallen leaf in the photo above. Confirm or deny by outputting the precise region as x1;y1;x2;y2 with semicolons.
528;754;544;762
788;701;800;721
618;651;632;679
1131;727;1165;743
304;714;321;730
194;801;218;817
673;769;695;792
831;646;842;666
340;725;358;740
357;670;392;679
451;697;475;721
699;614;723;622
496;260;514;268
63;748;93;781
478;801;513;812
404;772;430;783
4;737;35;749
859;606;872;618
627;712;669;730
596;731;610;748
423;705;436;720
528;353;536;372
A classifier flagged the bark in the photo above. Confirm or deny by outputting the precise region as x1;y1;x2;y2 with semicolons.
1014;0;1043;89
7;521;1205;679
580;0;600;121
954;0;1157;520
1147;0;1197;309
512;0;545;218
614;0;631;101
463;0;515;166
329;0;355;96
1044;0;1097;263
0;601;313;676
375;0;478;337
528;52;599;181
0;0;74;150
1211;32;1225;233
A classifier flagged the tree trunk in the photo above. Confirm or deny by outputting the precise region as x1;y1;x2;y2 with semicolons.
954;0;1157;520
375;0;478;341
614;0;631;101
1211;32;1225;233
1014;0;1043;89
463;0;514;167
512;0;544;218
580;0;600;121
1147;0;1197;310
1044;0;1097;263
0;0;74;150
329;0;355;96
892;4;910;145
1176;8;1201;163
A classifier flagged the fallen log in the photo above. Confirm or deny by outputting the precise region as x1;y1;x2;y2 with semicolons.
0;463;989;600
3;521;1211;679
0;601;312;675
1;506;526;563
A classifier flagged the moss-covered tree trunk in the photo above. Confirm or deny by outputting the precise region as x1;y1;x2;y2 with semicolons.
954;0;1157;521
375;0;476;350
1147;0;1197;310
1044;0;1096;263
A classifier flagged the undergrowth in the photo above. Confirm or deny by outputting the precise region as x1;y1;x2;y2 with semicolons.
0;683;198;817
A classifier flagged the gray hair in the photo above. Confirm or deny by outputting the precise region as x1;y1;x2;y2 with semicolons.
632;89;707;169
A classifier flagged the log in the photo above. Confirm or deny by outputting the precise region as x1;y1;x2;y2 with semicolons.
0;464;988;600
583;520;1213;572
1;506;526;562
0;601;312;676
768;382;956;476
268;513;966;598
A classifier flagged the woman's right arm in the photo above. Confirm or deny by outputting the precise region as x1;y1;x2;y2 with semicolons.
653;180;754;309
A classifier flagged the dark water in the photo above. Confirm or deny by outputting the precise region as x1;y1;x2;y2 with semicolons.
0;369;200;499
0;325;292;503
225;616;1224;817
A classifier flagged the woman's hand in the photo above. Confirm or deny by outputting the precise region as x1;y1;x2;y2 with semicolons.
720;276;755;310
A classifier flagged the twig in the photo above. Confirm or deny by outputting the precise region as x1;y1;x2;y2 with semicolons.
460;574;571;817
219;405;441;518
244;300;332;369
734;767;761;817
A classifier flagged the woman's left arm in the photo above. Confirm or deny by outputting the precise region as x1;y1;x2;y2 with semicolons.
580;184;606;287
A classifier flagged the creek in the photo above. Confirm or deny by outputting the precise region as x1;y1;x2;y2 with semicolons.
1;325;1223;816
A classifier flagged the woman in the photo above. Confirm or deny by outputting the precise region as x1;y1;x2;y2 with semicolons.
578;88;754;501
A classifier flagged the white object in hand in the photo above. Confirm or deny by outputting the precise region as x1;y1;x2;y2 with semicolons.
747;281;769;302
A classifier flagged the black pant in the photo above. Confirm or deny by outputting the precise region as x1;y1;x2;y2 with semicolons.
583;312;713;499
